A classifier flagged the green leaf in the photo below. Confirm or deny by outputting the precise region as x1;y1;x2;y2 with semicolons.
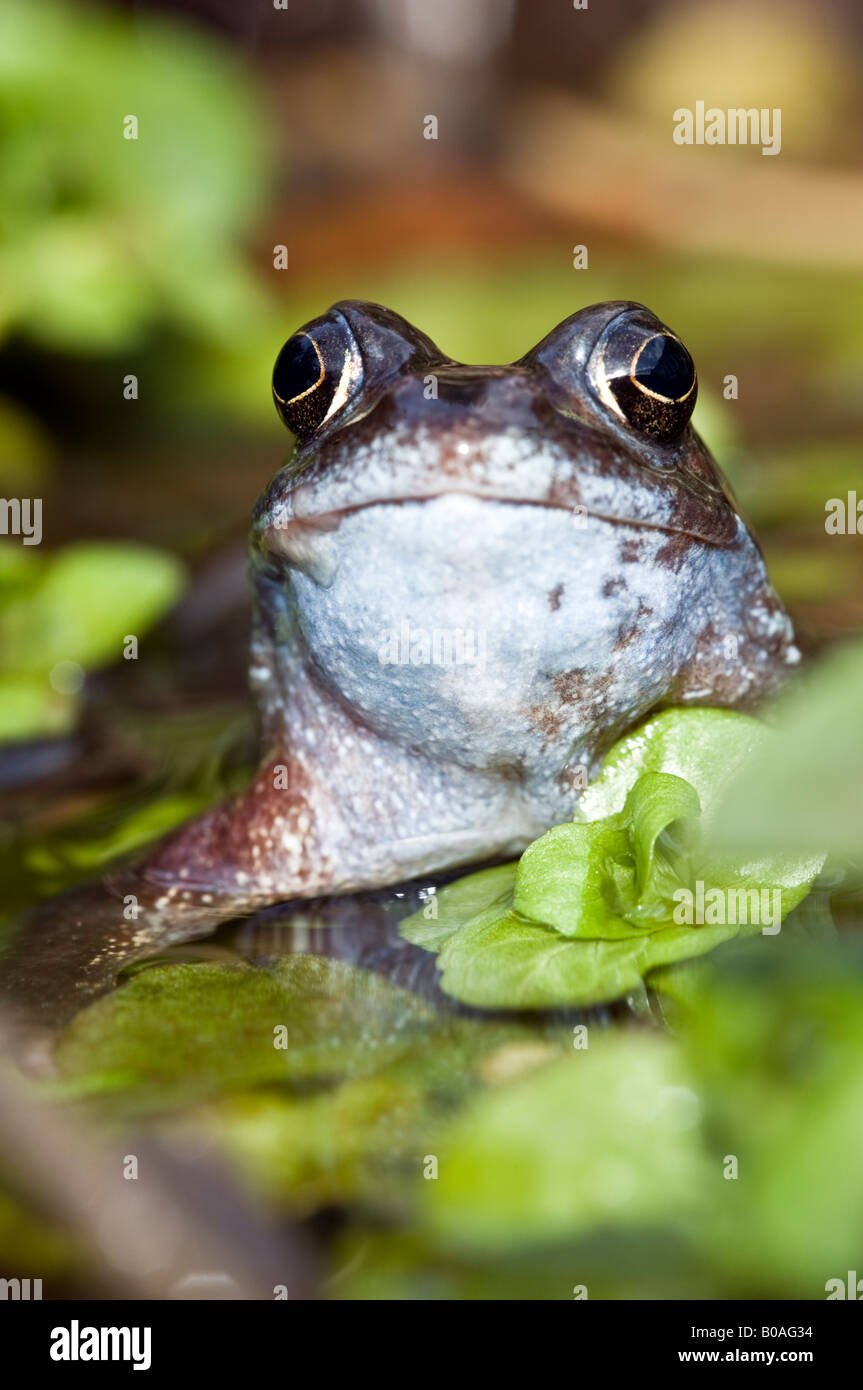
574;709;822;902
625;771;700;913
1;542;184;676
574;707;766;822
512;820;641;938
0;542;184;741
434;906;749;1010
23;793;209;878
513;773;701;939
403;709;823;1009
400;863;516;951
0;675;74;740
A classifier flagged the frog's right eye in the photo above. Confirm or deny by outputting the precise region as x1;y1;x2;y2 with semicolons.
272;314;362;438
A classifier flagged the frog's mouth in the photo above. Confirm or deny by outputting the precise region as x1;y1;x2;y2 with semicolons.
261;490;739;587
263;509;344;585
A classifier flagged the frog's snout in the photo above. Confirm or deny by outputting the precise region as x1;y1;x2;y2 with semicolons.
377;364;544;432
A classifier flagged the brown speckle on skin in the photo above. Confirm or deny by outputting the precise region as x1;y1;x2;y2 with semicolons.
528;666;616;748
555;667;613;712
552;669;589;705
140;753;324;905
669;619;759;709
654;532;696;572
602;576;626;598
548;583;564;611
618;538;643;564
527;703;565;738
614;600;654;652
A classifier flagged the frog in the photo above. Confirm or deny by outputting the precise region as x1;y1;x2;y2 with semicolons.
136;298;798;919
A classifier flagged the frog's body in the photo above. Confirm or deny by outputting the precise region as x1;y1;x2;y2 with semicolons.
141;301;798;911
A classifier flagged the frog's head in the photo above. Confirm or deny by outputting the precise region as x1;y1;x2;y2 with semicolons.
258;298;734;545
251;301;795;794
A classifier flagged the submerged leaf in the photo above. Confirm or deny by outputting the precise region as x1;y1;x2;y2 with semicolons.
53;957;435;1113
194;1018;569;1215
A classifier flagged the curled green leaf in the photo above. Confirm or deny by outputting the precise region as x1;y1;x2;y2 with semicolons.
434;904;749;1010
513;820;636;939
623;771;700;921
400;708;825;1009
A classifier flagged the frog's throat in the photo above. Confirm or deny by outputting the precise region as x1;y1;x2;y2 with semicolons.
135;604;798;915
136;738;545;908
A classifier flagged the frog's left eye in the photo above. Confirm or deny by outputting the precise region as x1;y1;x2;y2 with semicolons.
590;313;697;444
272;313;362;439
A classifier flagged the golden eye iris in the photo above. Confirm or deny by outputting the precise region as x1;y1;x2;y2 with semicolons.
629;333;696;405
594;315;697;444
272;315;361;439
272;332;324;408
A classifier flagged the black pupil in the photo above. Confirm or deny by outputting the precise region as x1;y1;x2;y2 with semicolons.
633;336;693;400
274;334;321;402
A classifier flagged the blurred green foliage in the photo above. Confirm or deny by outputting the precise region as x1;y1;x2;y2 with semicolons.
0;702;252;939
716;639;863;859
0;0;271;354
22;935;863;1299
422;1036;710;1252
0;0;274;749
608;0;857;159
0;541;184;739
0;1186;76;1278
